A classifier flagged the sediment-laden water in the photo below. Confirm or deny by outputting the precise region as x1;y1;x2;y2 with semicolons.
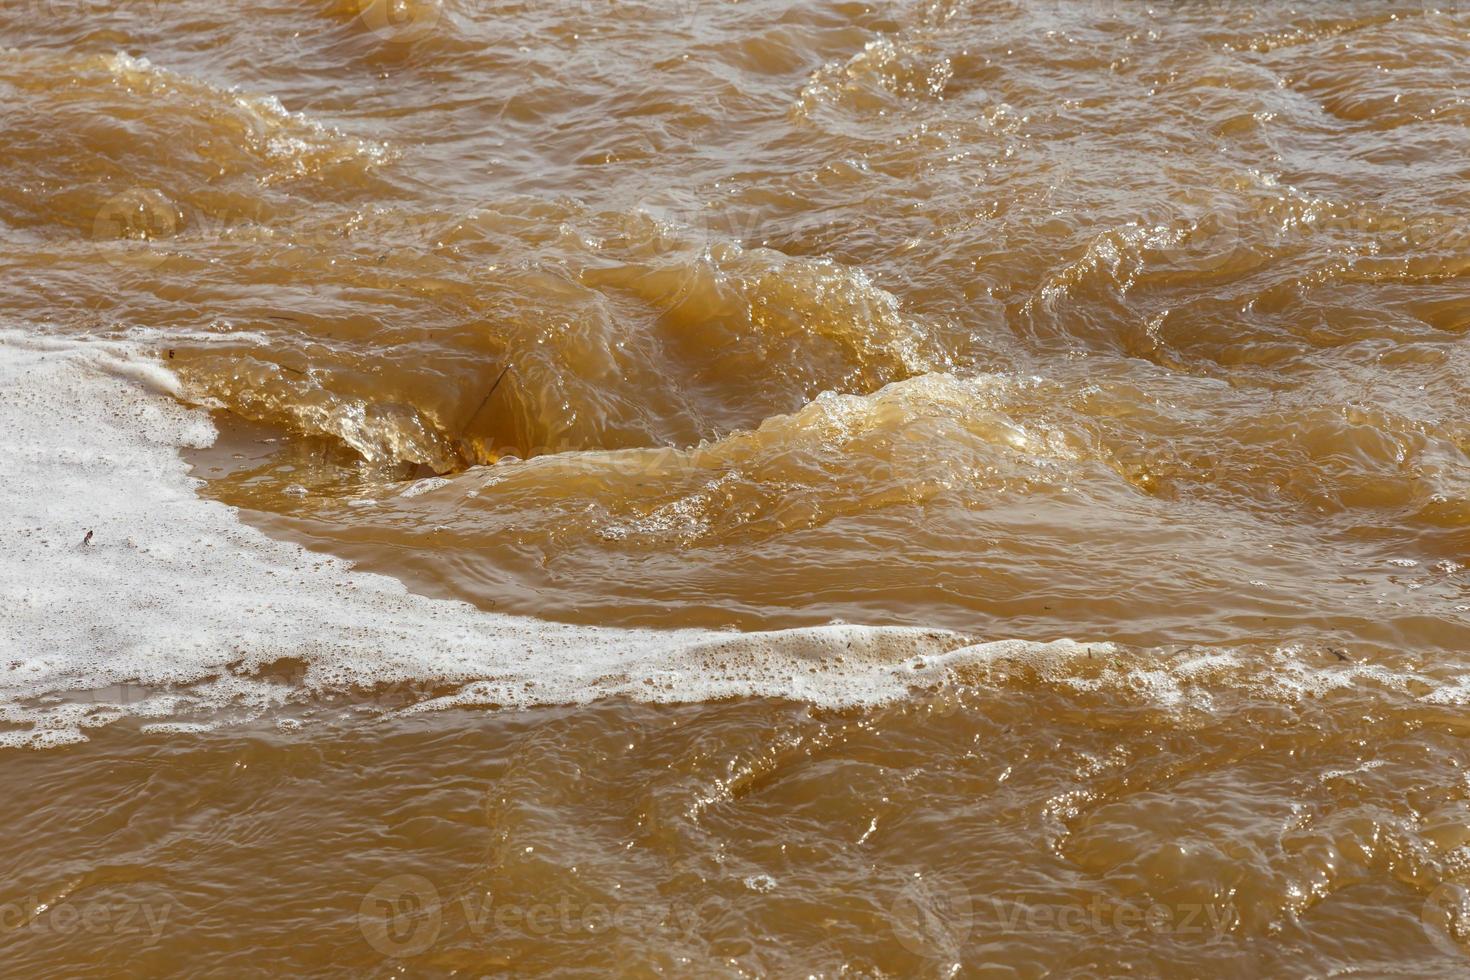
3;1;1470;975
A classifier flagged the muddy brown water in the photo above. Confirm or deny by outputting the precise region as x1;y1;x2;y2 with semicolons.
4;1;1470;975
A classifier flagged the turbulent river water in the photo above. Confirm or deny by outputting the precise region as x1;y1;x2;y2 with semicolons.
4;0;1470;975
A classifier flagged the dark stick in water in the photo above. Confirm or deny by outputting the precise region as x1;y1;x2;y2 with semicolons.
462;364;513;437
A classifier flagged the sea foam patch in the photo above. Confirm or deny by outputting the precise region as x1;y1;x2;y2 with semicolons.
0;331;988;746
3;331;1454;749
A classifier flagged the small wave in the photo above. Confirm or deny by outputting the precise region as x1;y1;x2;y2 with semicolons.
0;49;392;236
166;199;942;470
101;52;393;181
797;35;955;114
0;331;995;746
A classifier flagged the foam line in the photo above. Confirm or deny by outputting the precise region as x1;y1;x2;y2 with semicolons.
0;331;986;746
5;332;1464;749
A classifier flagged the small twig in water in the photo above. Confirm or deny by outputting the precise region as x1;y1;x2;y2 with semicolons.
461;364;513;438
1328;648;1350;662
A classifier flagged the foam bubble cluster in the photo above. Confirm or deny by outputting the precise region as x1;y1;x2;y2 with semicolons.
8;333;1464;749
0;332;991;745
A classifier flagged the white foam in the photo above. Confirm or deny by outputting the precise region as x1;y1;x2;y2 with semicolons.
0;331;992;746
399;476;452;498
3;332;1454;748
